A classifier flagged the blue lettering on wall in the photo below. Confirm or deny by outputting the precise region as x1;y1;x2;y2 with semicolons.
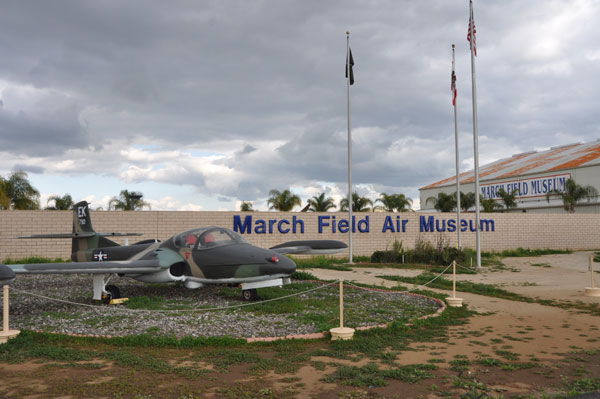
318;216;330;233
469;219;476;232
255;219;266;234
461;219;468;232
292;216;304;234
235;215;495;235
382;216;394;232
435;219;446;232
447;219;456;232
480;219;495;231
420;216;435;232
269;219;276;234
233;215;252;234
338;219;349;233
278;219;290;234
358;216;369;233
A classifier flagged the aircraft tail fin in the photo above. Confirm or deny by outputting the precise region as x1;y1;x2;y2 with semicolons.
16;200;143;261
72;201;104;256
73;201;94;233
73;201;94;234
70;202;143;259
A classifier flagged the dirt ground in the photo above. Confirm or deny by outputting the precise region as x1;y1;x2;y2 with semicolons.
1;251;599;398
309;251;600;365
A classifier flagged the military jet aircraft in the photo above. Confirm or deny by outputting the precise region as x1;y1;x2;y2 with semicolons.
2;201;346;302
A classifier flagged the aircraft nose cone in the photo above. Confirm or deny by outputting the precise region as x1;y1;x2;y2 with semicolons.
0;264;15;286
278;255;296;275
262;253;296;276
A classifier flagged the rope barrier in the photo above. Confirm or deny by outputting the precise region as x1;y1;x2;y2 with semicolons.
455;262;476;273
9;259;474;316
10;259;474;314
344;262;453;293
10;280;339;314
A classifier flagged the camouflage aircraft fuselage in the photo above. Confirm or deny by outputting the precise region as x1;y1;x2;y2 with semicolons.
4;201;345;301
76;227;296;284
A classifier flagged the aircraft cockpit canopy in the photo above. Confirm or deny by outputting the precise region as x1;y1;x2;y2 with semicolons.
173;227;249;250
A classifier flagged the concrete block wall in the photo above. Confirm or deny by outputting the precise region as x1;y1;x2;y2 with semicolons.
0;210;599;261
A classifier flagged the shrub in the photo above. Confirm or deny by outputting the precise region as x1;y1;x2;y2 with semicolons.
371;240;404;263
371;236;465;266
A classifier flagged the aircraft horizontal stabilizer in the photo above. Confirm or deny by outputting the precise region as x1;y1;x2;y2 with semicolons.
269;245;312;255
270;240;347;255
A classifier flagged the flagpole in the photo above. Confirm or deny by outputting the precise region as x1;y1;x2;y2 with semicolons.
452;44;462;250
469;0;481;270
346;31;353;264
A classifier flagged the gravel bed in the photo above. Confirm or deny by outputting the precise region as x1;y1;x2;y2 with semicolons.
6;274;442;338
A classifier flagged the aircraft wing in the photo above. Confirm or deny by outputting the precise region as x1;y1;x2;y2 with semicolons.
4;260;164;275
269;240;347;255
17;232;142;239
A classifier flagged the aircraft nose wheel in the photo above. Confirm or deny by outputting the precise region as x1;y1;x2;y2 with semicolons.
242;289;258;301
102;285;121;304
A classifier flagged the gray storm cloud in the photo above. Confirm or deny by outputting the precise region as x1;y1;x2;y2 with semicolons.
0;0;599;208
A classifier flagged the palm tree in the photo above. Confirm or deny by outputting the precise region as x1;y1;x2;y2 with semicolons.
307;193;336;212
496;188;519;210
394;194;413;212
240;201;254;211
0;170;40;210
108;190;151;211
267;189;301;211
458;192;476;212
480;196;502;212
426;192;456;212
375;193;413;212
546;178;599;213
340;192;373;212
46;194;74;210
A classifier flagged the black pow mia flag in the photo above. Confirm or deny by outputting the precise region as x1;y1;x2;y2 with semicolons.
345;48;354;85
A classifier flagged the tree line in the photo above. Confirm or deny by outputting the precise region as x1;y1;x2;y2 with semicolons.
1;171;596;213
0;171;150;211
242;189;413;212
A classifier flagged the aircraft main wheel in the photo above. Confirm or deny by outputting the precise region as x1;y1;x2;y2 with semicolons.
242;289;258;301
103;285;121;304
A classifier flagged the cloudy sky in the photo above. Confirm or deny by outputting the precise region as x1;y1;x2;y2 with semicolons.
1;0;599;211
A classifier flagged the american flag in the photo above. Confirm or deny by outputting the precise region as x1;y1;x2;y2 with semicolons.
467;5;477;56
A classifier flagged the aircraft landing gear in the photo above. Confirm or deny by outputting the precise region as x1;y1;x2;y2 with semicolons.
242;288;258;301
93;274;122;303
102;285;121;304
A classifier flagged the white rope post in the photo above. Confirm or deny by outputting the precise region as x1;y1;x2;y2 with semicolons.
446;260;464;307
1;285;20;344
585;255;600;297
329;279;354;340
2;285;8;333
591;255;595;289
452;260;457;299
339;279;344;328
